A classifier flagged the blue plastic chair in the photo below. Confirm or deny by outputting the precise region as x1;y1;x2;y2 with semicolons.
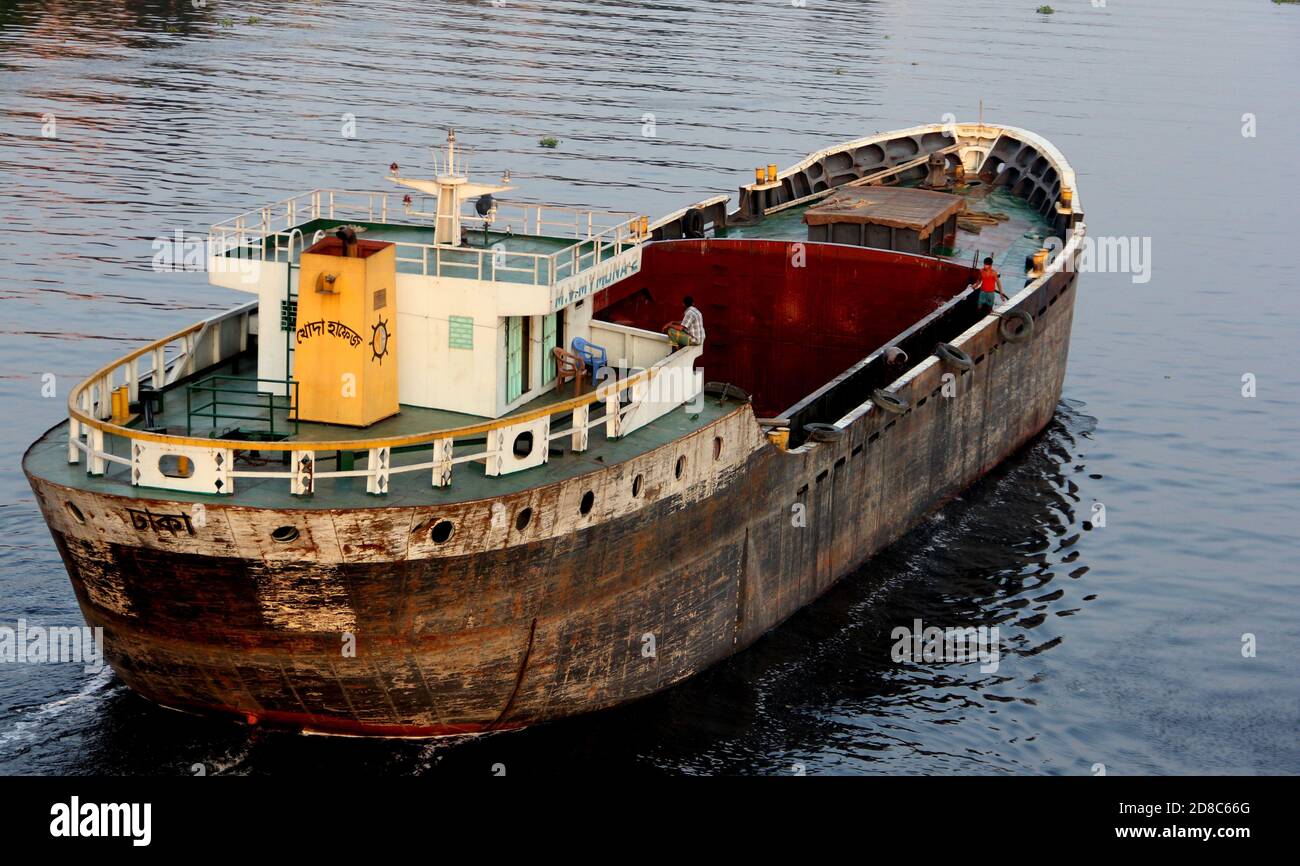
570;336;608;379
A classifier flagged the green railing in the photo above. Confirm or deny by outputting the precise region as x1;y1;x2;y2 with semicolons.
186;376;299;437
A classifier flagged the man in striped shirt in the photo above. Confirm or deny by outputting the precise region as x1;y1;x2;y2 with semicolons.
667;296;706;349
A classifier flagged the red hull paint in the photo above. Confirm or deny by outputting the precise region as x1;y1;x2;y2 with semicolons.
597;240;973;416
160;695;527;739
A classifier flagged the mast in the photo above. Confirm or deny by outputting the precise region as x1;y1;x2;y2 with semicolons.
387;129;513;248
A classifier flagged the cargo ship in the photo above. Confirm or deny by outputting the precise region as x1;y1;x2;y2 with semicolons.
23;123;1085;736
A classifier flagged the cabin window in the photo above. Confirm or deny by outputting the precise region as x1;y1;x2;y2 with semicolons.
280;296;297;332
522;316;531;393
449;316;474;350
373;288;387;311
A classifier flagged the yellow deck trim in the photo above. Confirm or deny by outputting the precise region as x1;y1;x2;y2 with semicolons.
68;315;658;453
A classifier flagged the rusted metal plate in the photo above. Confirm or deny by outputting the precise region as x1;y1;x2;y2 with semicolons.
26;268;1077;736
803;185;965;236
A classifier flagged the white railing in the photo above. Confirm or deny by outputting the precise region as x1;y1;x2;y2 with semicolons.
648;193;730;233
66;306;703;497
66;302;257;476
207;189;646;288
589;321;676;371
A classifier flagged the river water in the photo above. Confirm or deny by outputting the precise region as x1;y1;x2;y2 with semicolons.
0;0;1296;775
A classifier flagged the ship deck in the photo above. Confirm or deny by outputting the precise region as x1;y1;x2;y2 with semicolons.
25;358;740;510
725;182;1051;273
227;218;626;288
31;130;1068;512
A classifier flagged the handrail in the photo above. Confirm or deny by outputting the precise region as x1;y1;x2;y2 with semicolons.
282;227;304;260
186;375;299;437
208;189;647;289
209;189;638;245
648;194;729;233
67;313;661;454
66;305;254;423
63;304;705;497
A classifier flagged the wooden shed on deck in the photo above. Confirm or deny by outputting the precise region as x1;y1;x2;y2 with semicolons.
804;186;963;255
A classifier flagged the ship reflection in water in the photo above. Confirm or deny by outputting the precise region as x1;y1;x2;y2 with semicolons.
50;401;1097;776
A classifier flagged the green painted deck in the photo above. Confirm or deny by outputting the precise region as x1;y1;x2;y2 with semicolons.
725;184;1052;275
26;359;739;509
173;355;631;442
178;355;493;441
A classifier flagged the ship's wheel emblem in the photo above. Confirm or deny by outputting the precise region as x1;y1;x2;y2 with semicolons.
371;317;390;363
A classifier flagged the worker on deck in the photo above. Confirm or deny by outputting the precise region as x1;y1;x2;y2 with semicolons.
976;256;1008;311
666;295;706;349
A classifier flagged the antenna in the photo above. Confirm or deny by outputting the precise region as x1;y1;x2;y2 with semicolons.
387;131;513;247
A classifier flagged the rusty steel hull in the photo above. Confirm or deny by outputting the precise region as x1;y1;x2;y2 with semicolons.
26;267;1078;736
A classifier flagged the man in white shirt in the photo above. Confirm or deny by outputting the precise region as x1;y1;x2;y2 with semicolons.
666;295;705;349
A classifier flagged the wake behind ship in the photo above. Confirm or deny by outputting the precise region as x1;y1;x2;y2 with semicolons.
23;123;1086;736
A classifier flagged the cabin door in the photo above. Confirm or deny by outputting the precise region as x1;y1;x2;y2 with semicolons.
542;310;562;383
506;315;530;403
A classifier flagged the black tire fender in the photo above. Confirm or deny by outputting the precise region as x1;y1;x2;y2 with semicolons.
999;309;1034;343
934;342;973;371
682;208;706;239
802;422;844;442
871;389;909;415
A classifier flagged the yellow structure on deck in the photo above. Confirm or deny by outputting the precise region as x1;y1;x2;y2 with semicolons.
294;235;399;427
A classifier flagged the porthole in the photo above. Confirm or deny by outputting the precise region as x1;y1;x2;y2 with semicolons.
579;490;595;516
513;431;534;457
64;501;85;524
271;525;299;543
675;455;687;480
515;507;532;531
631;474;643;497
158;454;195;478
713;436;723;461
430;520;454;544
